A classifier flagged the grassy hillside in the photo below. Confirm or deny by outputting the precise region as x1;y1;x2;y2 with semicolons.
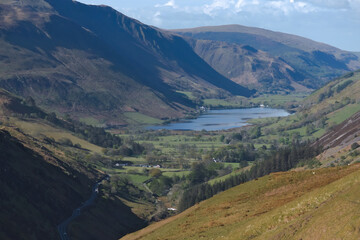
249;70;360;146
121;164;360;240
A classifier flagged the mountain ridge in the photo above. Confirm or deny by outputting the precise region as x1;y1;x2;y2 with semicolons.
0;0;253;125
173;24;360;93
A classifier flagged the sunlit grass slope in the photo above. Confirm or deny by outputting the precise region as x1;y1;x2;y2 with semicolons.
121;164;360;240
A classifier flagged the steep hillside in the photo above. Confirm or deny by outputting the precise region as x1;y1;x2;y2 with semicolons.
253;70;360;144
316;111;360;150
121;164;360;240
188;39;309;93
174;25;360;92
0;128;96;240
0;89;152;239
0;1;253;126
0;126;148;240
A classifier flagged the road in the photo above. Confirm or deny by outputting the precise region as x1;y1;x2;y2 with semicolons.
57;175;110;240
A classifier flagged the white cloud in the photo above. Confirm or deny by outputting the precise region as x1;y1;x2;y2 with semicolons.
152;11;162;25
235;0;246;9
80;0;360;51
203;0;235;16
303;0;350;9
155;0;178;9
200;0;321;16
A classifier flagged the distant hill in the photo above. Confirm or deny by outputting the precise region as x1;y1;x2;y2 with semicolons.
0;1;253;125
174;25;360;93
186;39;309;93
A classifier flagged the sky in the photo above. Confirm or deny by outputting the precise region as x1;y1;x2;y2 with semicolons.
78;0;360;52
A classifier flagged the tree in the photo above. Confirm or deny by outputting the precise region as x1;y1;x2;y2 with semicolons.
250;126;261;139
351;142;359;150
188;163;209;184
24;96;36;107
149;168;162;178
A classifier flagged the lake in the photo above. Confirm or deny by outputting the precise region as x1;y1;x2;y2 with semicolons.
148;108;290;131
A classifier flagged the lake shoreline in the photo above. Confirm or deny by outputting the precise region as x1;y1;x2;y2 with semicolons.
147;107;290;131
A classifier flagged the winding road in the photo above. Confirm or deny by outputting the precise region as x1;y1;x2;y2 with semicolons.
57;175;110;240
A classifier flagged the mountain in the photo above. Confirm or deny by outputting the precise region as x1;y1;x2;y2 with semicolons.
0;1;253;126
186;39;309;93
121;164;360;240
174;25;360;93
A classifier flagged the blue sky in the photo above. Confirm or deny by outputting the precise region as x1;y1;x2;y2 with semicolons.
78;0;360;52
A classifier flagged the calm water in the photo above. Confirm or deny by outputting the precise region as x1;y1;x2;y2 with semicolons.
148;108;289;131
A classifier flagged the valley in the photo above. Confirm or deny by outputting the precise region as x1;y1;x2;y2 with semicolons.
0;0;360;240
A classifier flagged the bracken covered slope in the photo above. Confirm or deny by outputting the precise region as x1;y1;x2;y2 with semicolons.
121;164;360;240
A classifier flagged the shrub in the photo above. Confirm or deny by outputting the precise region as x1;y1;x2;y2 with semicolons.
351;142;359;150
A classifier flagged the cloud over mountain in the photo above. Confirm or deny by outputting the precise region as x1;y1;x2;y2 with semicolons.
87;0;358;51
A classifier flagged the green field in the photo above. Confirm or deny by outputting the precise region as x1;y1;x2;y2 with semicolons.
12;118;104;153
327;103;360;125
124;112;162;125
176;91;196;100
203;98;241;107
250;93;308;106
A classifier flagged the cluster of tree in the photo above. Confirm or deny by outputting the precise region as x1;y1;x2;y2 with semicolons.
187;162;219;184
57;137;82;148
45;113;147;155
317;76;354;103
220;133;242;144
220;127;262;145
149;175;173;196
178;173;248;211
336;80;353;93
62;119;122;148
102;175;153;201
178;141;321;212
208;144;256;163
103;141;145;157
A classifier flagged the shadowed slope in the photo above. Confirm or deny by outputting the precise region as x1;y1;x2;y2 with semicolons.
0;1;254;125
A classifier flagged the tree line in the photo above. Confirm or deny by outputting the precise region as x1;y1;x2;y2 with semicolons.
178;141;321;212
